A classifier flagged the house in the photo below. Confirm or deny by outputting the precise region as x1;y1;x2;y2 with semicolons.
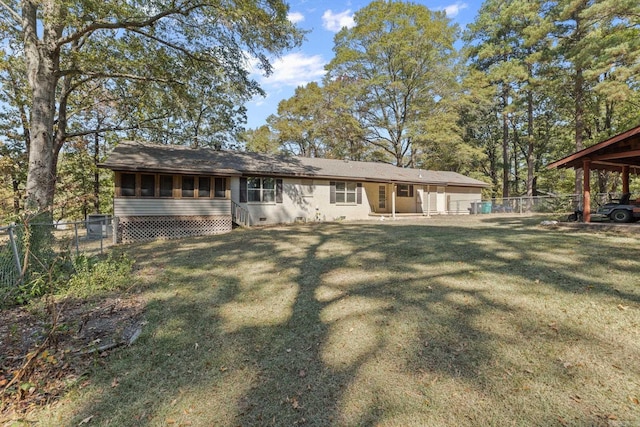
100;141;488;242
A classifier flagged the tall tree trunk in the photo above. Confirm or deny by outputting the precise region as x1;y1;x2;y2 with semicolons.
574;66;584;200
94;133;100;214
501;86;510;199
526;77;535;198
22;0;61;219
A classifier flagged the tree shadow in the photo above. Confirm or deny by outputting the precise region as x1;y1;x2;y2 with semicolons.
60;219;640;426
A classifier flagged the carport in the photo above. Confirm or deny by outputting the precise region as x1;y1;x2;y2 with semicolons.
547;124;640;222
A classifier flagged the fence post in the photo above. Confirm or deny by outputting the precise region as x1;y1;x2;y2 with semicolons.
519;197;523;214
112;217;119;245
74;222;80;257
8;225;22;283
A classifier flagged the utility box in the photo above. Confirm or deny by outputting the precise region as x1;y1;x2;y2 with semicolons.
87;214;111;238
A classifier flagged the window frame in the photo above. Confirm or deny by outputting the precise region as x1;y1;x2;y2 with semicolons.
120;173;136;197
397;184;414;198
247;177;276;203
335;181;357;204
198;176;211;198
117;172;228;199
159;175;174;198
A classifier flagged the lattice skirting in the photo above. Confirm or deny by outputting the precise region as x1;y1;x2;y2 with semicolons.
117;215;232;243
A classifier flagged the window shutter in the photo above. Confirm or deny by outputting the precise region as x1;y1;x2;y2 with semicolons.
240;177;247;203
409;185;414;197
330;181;336;204
276;179;283;203
357;183;362;204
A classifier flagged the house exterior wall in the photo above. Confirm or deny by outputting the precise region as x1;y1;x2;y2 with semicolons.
447;186;482;214
395;190;418;213
231;177;372;226
114;198;230;217
421;185;482;215
113;198;232;243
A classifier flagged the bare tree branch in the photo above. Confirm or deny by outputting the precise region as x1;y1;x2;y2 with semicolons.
0;0;21;24
56;3;208;48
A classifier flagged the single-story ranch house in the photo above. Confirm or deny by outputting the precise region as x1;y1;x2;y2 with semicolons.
100;141;488;242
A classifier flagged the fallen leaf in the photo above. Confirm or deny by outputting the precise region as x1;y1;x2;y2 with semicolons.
111;378;119;388
299;369;306;378
220;366;227;372
629;396;639;405
166;418;176;424
617;304;628;311
78;415;93;425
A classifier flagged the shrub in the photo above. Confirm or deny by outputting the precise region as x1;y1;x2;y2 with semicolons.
64;253;134;298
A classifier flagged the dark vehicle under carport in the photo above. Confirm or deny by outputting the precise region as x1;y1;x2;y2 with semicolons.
595;193;640;223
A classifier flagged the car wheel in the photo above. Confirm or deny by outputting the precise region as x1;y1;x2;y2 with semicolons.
611;209;632;223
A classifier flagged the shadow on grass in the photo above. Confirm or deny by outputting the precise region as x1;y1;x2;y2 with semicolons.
57;218;640;426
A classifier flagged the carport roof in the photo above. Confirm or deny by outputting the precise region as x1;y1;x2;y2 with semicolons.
100;140;489;188
547;124;640;173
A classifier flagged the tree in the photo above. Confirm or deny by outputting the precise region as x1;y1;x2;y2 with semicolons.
0;0;302;218
269;82;327;157
325;0;460;167
547;0;640;194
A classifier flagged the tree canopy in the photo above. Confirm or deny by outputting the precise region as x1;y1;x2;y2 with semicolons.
0;0;303;217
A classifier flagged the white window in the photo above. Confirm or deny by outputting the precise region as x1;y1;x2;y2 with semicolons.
336;181;357;204
247;177;275;202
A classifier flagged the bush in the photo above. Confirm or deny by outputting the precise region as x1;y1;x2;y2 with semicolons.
65;253;134;298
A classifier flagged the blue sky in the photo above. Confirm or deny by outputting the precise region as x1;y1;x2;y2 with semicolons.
245;0;482;130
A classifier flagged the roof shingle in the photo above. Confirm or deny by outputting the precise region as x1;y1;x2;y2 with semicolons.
100;141;489;187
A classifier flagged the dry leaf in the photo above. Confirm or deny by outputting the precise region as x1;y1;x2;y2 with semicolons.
78;415;93;425
299;369;306;378
617;304;628;311
629;396;639;405
111;378;119;388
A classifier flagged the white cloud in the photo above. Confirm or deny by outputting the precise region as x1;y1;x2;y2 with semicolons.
288;12;305;24
263;52;327;88
441;2;468;18
322;9;355;32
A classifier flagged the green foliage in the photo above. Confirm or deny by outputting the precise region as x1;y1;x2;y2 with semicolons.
325;0;462;167
65;253;134;298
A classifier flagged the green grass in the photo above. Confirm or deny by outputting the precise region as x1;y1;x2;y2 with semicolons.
32;216;640;426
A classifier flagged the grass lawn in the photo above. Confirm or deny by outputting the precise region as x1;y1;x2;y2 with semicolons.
31;216;640;426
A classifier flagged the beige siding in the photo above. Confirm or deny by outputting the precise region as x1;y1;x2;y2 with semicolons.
114;198;230;217
231;177;371;225
447;186;482;214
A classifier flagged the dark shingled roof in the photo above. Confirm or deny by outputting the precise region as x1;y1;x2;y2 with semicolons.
100;141;489;187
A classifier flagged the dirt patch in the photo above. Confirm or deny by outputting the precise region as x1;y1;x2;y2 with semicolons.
0;293;146;421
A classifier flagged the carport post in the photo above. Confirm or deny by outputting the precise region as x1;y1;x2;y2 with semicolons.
583;159;591;222
392;184;396;220
622;165;630;194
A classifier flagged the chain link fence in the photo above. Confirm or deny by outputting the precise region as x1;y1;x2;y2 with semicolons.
467;194;581;215
0;216;115;288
